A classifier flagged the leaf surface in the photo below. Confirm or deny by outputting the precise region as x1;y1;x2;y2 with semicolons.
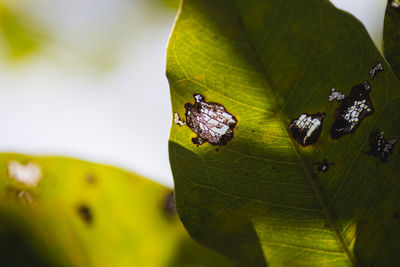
0;153;232;267
384;0;400;78
167;0;400;266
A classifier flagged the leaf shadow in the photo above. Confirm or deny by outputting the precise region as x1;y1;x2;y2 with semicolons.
353;176;400;266
170;140;268;266
0;210;64;267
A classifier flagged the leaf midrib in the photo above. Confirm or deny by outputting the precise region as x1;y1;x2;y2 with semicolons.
225;0;356;264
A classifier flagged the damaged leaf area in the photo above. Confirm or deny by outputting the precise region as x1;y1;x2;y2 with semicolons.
288;113;325;146
181;94;237;146
367;130;398;162
8;160;41;187
315;159;335;173
328;88;346;102
331;82;374;139
167;0;400;266
369;62;384;79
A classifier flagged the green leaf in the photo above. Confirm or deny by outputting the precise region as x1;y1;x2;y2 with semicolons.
0;153;232;267
384;0;400;78
167;0;400;266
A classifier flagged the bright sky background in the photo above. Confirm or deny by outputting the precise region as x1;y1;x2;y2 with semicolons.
0;0;388;188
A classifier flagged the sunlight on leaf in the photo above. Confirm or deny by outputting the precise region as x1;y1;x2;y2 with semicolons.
167;0;400;266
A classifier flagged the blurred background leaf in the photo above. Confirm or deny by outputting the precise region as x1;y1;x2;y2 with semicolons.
0;154;232;267
0;2;47;61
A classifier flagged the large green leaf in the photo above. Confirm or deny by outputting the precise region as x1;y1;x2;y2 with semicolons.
384;0;400;78
0;153;232;267
167;0;400;266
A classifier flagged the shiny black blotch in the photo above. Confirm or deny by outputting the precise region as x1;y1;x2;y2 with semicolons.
331;81;374;139
288;113;325;146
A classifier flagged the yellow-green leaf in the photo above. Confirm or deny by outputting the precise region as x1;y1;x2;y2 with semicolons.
0;153;232;267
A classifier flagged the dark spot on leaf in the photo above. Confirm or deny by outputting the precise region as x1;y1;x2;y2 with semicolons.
215;148;219;152
315;158;335;173
85;174;96;184
394;212;400;220
312;173;318;179
288;113;325;146
191;136;205;146
185;94;237;146
77;204;93;225
163;191;177;217
367;129;398;162
369;62;384;79
331;81;374;139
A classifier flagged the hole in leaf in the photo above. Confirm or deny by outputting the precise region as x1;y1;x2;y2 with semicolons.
328;88;346;102
367;129;398;162
369;62;384;79
331;81;374;139
185;94;237;146
288;113;325;146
